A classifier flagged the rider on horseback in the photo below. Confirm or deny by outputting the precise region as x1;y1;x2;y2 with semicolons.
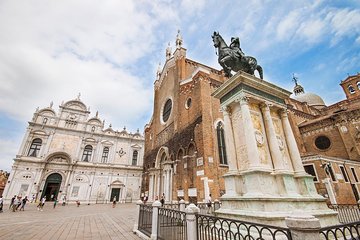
229;37;244;60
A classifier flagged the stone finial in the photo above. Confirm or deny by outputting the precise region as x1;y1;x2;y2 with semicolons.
166;42;172;60
156;62;162;80
77;93;81;100
137;128;140;133
292;73;298;86
35;107;39;112
50;101;53;108
176;29;183;49
96;111;98;117
109;123;112;128
123;126;126;131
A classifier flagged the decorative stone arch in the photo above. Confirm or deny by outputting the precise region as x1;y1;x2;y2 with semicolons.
40;171;66;201
186;142;197;157
155;146;170;169
45;152;72;164
177;147;185;161
213;118;224;129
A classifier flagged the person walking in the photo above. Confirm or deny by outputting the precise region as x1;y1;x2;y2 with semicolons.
9;195;16;209
38;197;46;211
62;195;66;206
206;194;212;214
160;193;165;206
112;197;117;208
53;198;58;209
15;196;22;211
0;195;3;213
19;196;28;211
12;197;20;212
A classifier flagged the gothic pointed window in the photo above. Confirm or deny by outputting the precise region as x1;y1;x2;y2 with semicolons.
217;122;227;165
132;150;138;166
82;145;93;162
28;138;42;157
101;147;109;163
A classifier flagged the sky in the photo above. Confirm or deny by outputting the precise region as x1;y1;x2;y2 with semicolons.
0;0;359;171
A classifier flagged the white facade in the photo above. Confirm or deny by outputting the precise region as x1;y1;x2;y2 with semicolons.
3;96;144;204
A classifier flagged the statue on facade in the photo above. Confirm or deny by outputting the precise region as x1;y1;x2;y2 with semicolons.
212;31;263;79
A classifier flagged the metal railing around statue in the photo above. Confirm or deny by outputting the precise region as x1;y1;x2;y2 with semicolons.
157;207;187;240
196;214;293;240
138;204;153;237
319;221;360;240
327;204;360;223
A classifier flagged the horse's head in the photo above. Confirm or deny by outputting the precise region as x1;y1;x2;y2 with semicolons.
212;31;220;48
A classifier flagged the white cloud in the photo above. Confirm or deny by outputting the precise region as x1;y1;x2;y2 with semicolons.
0;0;181;132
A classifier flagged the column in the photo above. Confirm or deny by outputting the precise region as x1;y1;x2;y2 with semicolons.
260;103;286;171
169;169;173;202
238;96;261;169
164;170;168;201
149;174;154;201
202;177;210;202
18;127;31;155
222;106;238;171
156;174;160;199
279;109;306;175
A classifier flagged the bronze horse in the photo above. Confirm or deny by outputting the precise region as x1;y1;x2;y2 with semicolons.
212;31;263;79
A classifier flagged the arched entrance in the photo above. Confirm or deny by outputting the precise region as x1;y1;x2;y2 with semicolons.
41;173;62;201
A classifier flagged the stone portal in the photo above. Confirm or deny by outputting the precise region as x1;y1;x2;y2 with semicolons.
212;71;338;227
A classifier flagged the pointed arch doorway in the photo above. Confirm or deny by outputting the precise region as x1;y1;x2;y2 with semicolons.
41;173;62;201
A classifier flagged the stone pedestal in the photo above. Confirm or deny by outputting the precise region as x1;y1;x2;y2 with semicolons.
212;72;338;227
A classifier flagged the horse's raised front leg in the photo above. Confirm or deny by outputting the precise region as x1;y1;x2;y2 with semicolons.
219;56;232;77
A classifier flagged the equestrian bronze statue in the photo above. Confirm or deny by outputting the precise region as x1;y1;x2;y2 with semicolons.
212;31;263;79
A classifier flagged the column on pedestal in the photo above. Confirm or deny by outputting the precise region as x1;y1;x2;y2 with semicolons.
279;109;306;175
238;96;261;169
260;102;286;172
222;106;238;171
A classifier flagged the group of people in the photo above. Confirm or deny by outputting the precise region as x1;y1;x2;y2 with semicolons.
0;194;69;213
9;195;29;212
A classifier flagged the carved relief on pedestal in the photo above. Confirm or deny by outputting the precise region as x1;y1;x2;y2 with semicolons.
255;130;264;146
276;135;284;150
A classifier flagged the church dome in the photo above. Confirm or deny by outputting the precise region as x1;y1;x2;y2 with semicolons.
293;92;326;109
291;76;326;109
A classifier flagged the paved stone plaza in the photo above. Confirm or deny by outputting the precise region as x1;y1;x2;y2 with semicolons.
0;203;140;240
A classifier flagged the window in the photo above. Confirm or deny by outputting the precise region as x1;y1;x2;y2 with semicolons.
162;99;172;122
82;145;93;162
28;138;42;157
304;165;318;182
351;167;359;182
325;163;337;181
132;150;138;166
216;122;227;165
339;165;349;182
358;82;360;90
177;149;184;161
315;136;331;150
349;85;355;94
185;98;192;109
101;147;109;163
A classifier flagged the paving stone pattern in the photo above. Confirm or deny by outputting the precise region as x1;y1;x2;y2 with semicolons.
0;203;141;240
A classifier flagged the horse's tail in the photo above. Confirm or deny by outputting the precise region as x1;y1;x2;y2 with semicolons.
256;65;263;80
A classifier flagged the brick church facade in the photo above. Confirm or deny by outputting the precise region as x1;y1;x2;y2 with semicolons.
141;31;360;204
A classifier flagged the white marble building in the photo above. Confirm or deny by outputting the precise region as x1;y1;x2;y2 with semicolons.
3;96;144;204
